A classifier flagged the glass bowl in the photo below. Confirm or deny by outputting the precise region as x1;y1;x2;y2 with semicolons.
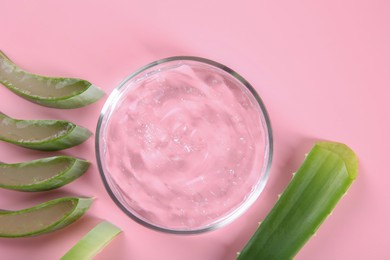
96;56;273;234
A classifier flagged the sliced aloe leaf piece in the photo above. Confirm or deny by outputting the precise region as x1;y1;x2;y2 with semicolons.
0;156;90;191
237;141;358;260
0;50;104;109
61;221;122;260
0;112;92;151
0;197;93;238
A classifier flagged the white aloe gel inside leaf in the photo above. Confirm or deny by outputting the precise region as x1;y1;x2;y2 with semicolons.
0;159;72;186
0;114;72;142
0;201;74;235
0;53;87;98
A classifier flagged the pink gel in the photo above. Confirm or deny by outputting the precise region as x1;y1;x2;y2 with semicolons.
103;62;267;230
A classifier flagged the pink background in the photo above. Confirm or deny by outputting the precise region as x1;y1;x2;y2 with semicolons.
0;0;389;259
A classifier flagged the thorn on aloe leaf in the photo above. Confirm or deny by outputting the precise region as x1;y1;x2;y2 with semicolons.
237;141;358;260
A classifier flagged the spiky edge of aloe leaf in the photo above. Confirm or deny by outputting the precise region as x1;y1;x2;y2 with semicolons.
237;141;358;260
0;197;93;238
0;50;104;109
0;156;90;191
61;221;122;260
0;113;92;151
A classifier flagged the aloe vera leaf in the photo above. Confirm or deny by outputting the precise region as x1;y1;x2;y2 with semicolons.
0;197;93;238
61;221;122;260
237;141;358;260
0;156;90;191
0;112;92;151
0;50;104;109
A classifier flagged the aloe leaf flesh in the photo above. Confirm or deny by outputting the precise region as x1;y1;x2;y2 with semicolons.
237;141;358;260
61;221;122;260
0;112;92;151
0;50;104;109
0;197;93;238
0;156;90;191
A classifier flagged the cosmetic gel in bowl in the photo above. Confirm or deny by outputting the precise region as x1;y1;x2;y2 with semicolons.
96;57;273;234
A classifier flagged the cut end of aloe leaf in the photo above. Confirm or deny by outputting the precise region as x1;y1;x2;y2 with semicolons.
0;156;90;191
61;221;122;260
0;50;104;109
34;83;105;109
237;141;358;260
0;197;93;238
0;112;91;151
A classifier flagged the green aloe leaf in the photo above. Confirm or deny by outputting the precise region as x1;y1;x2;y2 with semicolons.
0;112;92;151
0;156;90;191
61;221;122;260
237;141;358;260
0;50;104;109
0;197;93;238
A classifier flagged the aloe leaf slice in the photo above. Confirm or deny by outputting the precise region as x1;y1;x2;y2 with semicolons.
0;112;92;151
0;156;90;191
61;221;122;260
237;141;358;260
0;50;104;109
0;197;93;238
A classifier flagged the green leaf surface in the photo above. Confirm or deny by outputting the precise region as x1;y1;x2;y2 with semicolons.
237;141;358;260
0;112;92;151
0;197;93;238
61;221;122;260
0;50;104;109
0;156;90;191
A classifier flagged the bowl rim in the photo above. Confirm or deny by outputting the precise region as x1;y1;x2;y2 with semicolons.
95;56;273;234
